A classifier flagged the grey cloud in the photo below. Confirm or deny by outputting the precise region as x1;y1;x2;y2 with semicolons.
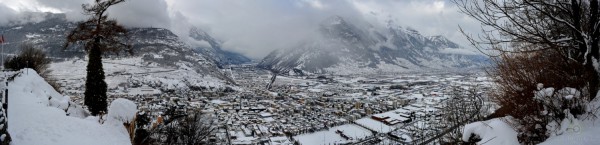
166;0;368;59
0;0;171;28
351;0;482;51
0;4;17;26
0;0;483;59
108;0;171;28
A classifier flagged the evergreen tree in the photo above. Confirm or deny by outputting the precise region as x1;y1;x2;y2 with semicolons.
64;0;130;116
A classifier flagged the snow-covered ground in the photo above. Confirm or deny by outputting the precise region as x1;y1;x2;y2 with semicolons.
463;102;600;145
50;57;230;94
293;124;373;145
6;69;132;145
354;117;395;133
462;117;519;145
538;98;600;145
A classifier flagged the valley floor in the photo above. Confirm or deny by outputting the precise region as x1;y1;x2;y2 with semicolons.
5;63;600;145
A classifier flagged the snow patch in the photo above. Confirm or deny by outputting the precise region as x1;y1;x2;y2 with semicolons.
439;48;479;55
7;69;131;145
107;98;137;124
462;117;519;145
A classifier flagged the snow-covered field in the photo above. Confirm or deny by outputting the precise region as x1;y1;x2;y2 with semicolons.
49;57;230;94
293;124;373;145
7;69;132;145
354;117;395;133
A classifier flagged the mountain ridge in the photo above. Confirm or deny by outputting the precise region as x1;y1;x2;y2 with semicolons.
258;15;488;75
0;12;241;84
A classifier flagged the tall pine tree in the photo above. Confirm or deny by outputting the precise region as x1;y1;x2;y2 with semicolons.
65;0;130;116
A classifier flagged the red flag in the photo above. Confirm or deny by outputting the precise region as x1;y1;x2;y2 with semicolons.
0;35;3;44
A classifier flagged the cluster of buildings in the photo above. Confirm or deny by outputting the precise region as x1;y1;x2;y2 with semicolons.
200;67;491;145
56;63;491;145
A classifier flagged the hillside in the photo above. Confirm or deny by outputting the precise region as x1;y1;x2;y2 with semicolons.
258;16;488;75
0;12;243;89
6;69;133;145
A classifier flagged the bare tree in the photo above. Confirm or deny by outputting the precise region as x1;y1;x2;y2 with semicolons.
413;86;486;145
453;0;600;100
64;0;131;116
4;43;51;77
152;108;217;145
453;0;600;143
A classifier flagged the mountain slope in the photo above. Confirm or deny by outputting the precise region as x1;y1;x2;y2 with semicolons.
0;12;235;85
188;27;251;67
258;16;487;74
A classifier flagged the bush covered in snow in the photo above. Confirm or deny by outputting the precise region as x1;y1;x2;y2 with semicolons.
149;107;217;145
486;50;596;143
4;43;51;77
107;98;138;124
454;0;600;143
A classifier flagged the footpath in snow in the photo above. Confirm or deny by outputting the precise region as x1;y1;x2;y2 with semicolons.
6;69;132;145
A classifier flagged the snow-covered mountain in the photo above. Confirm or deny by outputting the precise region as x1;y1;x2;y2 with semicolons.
258;16;488;74
188;27;251;67
0;12;240;84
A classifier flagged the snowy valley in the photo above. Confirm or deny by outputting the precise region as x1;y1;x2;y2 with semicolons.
0;0;599;145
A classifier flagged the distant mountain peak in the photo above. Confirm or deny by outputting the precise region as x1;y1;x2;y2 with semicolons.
187;27;251;66
0;14;235;83
427;35;460;48
322;15;346;26
259;16;487;74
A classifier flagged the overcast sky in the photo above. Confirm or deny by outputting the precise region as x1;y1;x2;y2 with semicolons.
0;0;482;59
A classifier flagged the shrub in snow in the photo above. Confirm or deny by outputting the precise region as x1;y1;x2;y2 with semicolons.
487;50;596;143
106;98;137;143
484;82;590;143
151;107;216;145
3;43;51;77
546;109;582;137
132;112;152;145
107;98;138;124
533;85;589;137
3;43;61;91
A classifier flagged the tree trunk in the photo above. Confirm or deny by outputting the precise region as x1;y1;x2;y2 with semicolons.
84;38;108;116
588;66;600;100
590;0;600;100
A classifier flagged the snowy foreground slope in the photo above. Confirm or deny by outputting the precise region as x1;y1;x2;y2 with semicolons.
463;99;600;145
7;69;132;145
538;98;600;145
462;117;519;145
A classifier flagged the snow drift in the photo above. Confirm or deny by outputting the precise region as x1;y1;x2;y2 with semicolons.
7;69;132;145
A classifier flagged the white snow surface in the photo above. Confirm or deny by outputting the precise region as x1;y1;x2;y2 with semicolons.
107;98;137;124
294;124;373;145
50;57;230;94
462;117;519;145
354;117;395;133
7;69;132;145
539;97;600;145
